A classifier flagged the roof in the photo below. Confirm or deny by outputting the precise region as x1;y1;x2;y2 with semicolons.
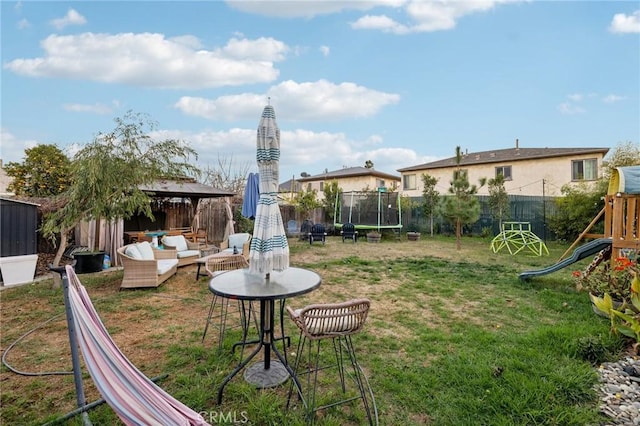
0;196;41;207
397;147;610;172
139;179;235;198
297;166;401;182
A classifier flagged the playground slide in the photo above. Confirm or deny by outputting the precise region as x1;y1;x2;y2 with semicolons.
518;238;612;281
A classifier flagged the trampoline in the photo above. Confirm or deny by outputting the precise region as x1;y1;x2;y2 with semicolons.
333;189;402;232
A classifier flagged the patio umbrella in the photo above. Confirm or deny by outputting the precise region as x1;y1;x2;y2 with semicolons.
241;172;260;219
249;104;289;276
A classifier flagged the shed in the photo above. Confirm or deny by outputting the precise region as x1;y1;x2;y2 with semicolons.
0;197;40;286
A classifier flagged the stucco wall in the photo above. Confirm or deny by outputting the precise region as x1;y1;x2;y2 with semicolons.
400;153;605;198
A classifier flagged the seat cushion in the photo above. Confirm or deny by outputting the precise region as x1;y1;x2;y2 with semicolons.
295;308;358;335
124;245;142;259
163;235;188;252
157;259;178;275
228;233;250;248
136;241;155;260
176;249;200;259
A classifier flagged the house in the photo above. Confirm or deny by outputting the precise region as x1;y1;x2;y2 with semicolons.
397;142;610;198
296;167;401;201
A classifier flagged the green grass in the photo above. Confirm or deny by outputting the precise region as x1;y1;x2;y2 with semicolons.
0;236;628;425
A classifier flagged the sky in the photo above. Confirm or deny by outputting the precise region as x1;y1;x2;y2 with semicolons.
1;1;639;185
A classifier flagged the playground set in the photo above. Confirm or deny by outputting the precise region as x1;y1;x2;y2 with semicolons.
519;165;640;280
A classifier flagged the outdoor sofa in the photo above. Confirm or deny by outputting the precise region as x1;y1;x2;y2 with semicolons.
117;242;179;289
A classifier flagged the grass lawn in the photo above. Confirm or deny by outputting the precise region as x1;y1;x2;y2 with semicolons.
0;235;628;425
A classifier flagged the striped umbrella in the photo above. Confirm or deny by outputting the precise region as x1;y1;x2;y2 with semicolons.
249;104;289;276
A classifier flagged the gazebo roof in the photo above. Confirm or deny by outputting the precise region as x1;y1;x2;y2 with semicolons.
139;179;235;199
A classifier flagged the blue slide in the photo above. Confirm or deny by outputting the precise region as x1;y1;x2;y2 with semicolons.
518;238;612;281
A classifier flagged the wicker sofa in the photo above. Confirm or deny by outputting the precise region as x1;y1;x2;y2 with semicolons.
117;242;179;289
161;235;202;267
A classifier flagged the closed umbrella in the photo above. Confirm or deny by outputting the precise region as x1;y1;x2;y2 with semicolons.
241;172;260;219
249;104;289;276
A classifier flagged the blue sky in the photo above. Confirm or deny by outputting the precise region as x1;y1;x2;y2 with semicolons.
1;1;639;183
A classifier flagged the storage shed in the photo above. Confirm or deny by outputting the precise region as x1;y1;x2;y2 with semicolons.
0;197;39;286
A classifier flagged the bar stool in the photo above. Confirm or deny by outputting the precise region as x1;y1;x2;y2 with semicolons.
286;298;378;425
202;255;251;350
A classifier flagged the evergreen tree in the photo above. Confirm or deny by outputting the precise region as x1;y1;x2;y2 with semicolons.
441;146;485;250
322;179;341;223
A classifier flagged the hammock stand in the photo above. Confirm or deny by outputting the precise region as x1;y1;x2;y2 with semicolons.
48;265;209;426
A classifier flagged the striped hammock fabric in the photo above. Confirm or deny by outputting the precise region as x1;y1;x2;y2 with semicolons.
65;265;210;426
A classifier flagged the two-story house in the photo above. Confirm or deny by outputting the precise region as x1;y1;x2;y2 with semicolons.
296;167;401;201
398;142;609;198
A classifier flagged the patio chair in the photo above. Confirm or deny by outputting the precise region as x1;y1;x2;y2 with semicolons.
341;222;358;243
286;298;378;425
161;235;201;267
219;233;252;259
202;254;253;350
308;223;327;245
286;219;300;238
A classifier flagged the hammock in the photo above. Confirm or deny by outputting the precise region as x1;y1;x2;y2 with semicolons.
64;265;210;426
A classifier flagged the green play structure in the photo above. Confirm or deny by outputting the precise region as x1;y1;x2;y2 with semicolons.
490;221;549;256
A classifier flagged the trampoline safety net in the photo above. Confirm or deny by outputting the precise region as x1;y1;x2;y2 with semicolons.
335;191;401;228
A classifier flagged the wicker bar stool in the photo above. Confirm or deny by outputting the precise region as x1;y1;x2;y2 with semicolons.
202;254;252;350
286;298;378;425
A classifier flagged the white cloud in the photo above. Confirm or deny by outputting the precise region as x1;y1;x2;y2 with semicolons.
17;18;30;30
354;0;523;34
4;33;286;89
609;10;640;34
567;93;583;102
320;45;330;57
602;94;626;103
174;80;400;121
227;0;523;34
225;0;404;19
50;9;87;30
557;102;585;115
0;129;39;163
149;125;420;179
63;102;115;115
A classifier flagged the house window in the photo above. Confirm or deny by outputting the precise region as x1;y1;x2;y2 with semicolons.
495;166;512;181
572;159;598;181
403;174;416;190
319;182;324;191
376;179;385;188
453;169;468;180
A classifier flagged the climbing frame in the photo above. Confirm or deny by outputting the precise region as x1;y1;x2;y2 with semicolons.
490;222;549;256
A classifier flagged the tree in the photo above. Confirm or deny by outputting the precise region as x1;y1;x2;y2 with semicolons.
41;111;199;270
200;155;251;194
441;146;485;250
4;144;72;197
364;160;374;169
601;141;640;182
293;187;320;221
487;174;509;231
421;173;439;236
321;179;341;223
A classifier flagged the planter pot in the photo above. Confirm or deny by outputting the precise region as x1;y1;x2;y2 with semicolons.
0;254;38;287
367;233;381;243
74;251;106;274
407;232;421;241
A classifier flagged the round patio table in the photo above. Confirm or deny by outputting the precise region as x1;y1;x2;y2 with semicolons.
209;267;321;403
